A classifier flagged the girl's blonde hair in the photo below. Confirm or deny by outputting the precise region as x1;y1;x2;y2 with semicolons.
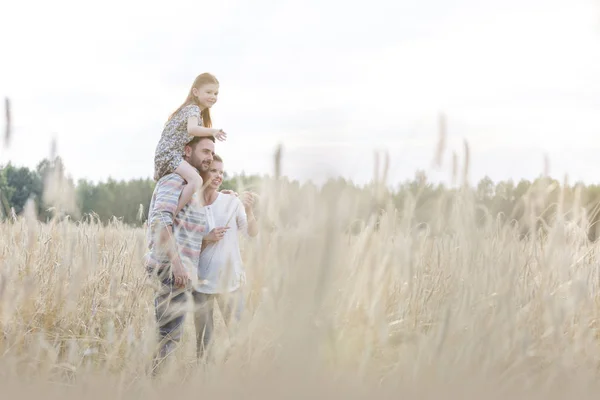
169;73;219;127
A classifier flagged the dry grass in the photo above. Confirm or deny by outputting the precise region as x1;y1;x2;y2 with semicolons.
0;160;599;399
0;94;599;395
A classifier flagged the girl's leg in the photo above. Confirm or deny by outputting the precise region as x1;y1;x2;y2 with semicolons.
174;160;203;216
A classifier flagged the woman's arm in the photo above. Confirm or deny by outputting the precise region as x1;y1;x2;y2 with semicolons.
240;192;258;237
245;209;258;237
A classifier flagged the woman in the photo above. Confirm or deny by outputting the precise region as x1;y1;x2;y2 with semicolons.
193;154;258;360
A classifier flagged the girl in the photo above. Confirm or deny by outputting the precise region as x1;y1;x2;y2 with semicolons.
154;73;227;216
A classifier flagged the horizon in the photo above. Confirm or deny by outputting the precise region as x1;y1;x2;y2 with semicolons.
1;150;597;191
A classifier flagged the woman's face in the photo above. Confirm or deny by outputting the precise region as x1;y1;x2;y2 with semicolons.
204;160;224;190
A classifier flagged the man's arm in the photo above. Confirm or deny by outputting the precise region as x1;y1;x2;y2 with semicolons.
148;176;190;287
149;176;184;223
157;224;179;261
156;223;189;287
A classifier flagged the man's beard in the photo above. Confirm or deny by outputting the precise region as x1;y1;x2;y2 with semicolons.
189;157;210;172
199;160;211;172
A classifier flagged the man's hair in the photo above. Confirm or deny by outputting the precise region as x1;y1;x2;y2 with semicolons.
187;135;215;148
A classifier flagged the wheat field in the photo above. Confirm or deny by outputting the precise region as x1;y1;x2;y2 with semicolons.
1;153;600;399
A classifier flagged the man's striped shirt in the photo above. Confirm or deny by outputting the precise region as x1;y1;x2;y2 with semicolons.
145;173;209;285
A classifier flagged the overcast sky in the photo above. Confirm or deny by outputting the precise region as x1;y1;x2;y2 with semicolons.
1;0;599;187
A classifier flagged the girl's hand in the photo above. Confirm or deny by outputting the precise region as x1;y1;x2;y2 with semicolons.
214;129;227;141
205;226;229;241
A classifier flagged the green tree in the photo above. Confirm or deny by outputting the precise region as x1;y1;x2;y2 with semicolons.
0;163;43;216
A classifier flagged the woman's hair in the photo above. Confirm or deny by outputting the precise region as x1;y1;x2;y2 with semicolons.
169;73;219;127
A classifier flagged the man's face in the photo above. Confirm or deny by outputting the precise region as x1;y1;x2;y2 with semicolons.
185;138;214;172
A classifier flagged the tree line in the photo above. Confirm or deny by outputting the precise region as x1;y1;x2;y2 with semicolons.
0;157;261;226
2;158;600;240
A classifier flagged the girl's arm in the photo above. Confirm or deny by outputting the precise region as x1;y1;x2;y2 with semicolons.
187;116;220;137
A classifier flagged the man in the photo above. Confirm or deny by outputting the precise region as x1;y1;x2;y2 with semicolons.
145;135;216;373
